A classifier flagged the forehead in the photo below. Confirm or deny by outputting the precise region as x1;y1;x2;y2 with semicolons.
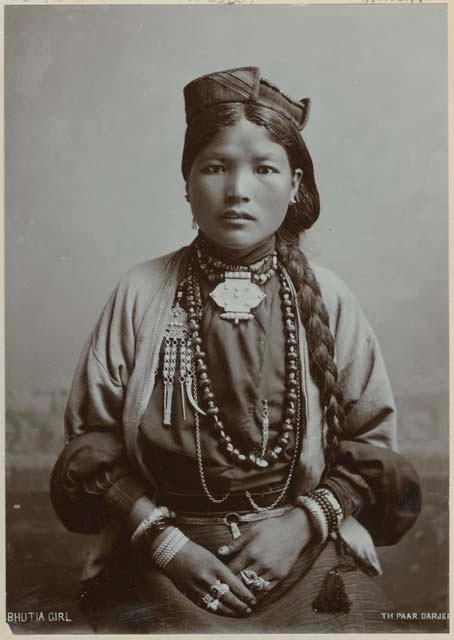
198;117;287;160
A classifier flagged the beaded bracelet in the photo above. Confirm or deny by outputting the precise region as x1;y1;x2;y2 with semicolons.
152;528;189;569
295;487;344;543
131;506;174;546
310;490;338;532
308;488;344;533
316;487;345;529
296;496;329;544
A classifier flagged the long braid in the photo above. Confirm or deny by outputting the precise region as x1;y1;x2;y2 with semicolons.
276;233;345;476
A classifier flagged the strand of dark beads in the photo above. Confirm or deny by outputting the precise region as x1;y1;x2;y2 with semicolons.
185;261;301;471
195;243;278;285
310;489;342;533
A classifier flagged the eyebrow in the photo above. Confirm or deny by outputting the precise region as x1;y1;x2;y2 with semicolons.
198;152;281;162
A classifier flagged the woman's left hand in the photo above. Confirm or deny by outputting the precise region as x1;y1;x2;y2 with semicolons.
217;508;313;593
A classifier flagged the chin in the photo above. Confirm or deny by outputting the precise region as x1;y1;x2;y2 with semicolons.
208;231;268;252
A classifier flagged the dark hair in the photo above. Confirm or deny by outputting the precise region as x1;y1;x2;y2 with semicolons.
182;103;344;474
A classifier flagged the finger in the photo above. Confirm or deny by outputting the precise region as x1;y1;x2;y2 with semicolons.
220;590;253;615
216;600;253;618
227;550;252;575
366;551;383;575
218;567;257;607
217;533;250;558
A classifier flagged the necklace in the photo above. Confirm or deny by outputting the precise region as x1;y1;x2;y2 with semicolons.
195;239;278;324
185;261;300;471
195;237;278;285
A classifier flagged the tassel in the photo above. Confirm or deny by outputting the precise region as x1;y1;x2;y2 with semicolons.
312;566;352;614
185;377;206;416
163;381;174;425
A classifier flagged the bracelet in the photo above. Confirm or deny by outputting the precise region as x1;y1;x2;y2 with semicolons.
295;487;344;539
152;528;189;569
131;506;174;546
311;490;338;532
316;488;344;530
295;496;329;544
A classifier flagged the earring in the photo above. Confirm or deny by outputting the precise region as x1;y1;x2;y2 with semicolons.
185;193;190;202
192;217;198;231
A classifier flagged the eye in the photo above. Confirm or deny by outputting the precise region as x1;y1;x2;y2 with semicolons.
256;165;279;175
202;164;225;175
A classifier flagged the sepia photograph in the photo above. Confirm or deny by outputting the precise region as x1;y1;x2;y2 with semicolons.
5;2;448;634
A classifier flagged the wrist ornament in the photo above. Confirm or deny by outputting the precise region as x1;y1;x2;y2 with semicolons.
152;527;189;569
295;488;344;544
131;506;175;547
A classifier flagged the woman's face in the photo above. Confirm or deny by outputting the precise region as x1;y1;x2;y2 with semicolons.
187;117;302;251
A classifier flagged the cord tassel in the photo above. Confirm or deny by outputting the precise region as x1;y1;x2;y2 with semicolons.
312;566;352;614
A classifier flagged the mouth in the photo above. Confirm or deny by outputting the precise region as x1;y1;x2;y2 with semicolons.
221;210;255;221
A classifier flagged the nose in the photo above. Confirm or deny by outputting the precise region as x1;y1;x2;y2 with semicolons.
225;169;250;203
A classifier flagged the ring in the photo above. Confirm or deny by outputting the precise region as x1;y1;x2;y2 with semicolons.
240;569;257;586
252;576;271;592
206;598;220;612
240;570;270;592
209;580;230;599
201;593;214;607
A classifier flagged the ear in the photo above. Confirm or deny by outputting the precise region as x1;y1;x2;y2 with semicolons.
290;169;303;202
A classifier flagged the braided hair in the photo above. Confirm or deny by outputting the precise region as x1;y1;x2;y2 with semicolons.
181;102;345;474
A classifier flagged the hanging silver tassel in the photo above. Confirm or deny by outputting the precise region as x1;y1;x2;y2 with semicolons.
163;337;178;425
162;303;189;426
161;303;206;425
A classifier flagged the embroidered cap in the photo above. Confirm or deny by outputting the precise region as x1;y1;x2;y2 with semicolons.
183;66;311;131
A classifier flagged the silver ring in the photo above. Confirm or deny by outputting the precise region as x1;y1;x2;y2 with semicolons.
206;598;220;612
252;576;270;592
240;569;257;586
201;593;214;607
210;580;230;599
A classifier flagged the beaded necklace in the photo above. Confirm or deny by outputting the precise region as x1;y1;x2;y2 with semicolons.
181;258;303;511
195;238;278;285
195;239;278;324
159;242;303;511
185;263;301;469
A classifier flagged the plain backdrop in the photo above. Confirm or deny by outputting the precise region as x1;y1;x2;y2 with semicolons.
6;4;448;404
4;4;449;629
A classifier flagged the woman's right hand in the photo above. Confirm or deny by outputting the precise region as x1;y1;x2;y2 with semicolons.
146;530;257;617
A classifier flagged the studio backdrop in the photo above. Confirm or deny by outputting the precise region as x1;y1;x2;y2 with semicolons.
5;3;448;633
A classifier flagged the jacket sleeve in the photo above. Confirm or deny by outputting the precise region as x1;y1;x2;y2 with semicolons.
50;278;153;534
316;266;421;545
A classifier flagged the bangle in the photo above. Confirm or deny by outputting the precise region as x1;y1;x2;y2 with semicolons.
316;488;344;530
295;487;344;539
295;496;329;544
131;506;174;546
152;528;189;569
311;490;338;532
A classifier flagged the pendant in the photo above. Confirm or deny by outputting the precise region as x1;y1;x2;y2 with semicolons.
162;303;206;425
210;272;266;324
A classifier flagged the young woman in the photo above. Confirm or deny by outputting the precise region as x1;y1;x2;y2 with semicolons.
51;66;421;633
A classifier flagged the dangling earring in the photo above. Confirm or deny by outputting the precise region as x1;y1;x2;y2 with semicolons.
192;216;198;231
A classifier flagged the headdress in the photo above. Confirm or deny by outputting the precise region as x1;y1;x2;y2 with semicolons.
183;66;311;131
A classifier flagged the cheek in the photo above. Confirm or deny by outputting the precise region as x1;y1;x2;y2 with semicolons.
261;181;292;208
190;180;221;207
